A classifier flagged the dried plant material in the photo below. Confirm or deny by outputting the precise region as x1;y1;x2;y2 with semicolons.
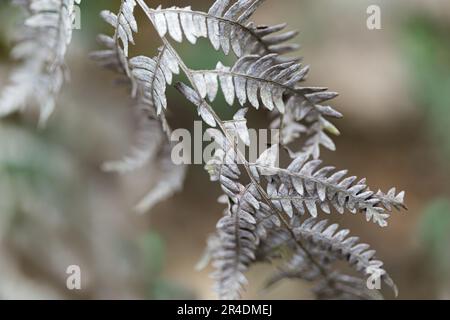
93;0;407;300
0;0;81;126
0;0;407;300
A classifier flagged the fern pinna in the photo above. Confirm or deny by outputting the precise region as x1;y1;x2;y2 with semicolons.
0;0;407;300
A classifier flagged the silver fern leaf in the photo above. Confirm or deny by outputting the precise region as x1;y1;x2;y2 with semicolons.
212;185;261;300
91;0;408;300
271;95;342;158
286;97;342;159
178;80;405;297
265;217;398;298
90;0;137;76
145;0;298;57
191;54;338;113
128;47;180;115
198;125;405;227
92;1;185;212
313;273;383;300
0;0;81;125
251;148;406;227
267;250;384;300
95;50;174;174
92;1;172;172
295;218;394;287
189;53;343;158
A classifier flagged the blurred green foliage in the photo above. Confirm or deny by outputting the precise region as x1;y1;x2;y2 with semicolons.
403;15;450;294
419;199;450;279
139;231;194;299
402;15;450;161
0;2;21;58
0;122;78;219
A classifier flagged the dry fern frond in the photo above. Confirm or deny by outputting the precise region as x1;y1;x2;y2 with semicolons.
148;0;298;57
91;1;185;212
0;0;407;300
0;0;403;300
0;0;81;125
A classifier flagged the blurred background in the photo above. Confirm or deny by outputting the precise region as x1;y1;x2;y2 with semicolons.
0;0;449;299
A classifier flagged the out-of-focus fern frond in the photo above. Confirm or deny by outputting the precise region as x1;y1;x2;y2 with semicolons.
134;144;187;214
101;106;165;174
0;0;81;126
92;1;186;213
